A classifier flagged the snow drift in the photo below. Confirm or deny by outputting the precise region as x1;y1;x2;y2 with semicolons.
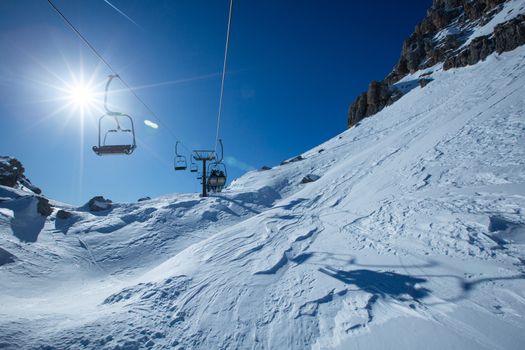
2;3;525;350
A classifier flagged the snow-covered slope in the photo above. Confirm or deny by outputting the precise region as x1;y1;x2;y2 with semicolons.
2;32;525;350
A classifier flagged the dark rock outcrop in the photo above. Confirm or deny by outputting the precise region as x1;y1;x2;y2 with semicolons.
0;157;51;218
138;197;151;202
87;196;113;212
56;209;73;219
444;14;525;69
0;156;41;194
348;0;524;128
37;197;53;217
301;174;320;184
494;14;525;52
0;158;52;243
385;0;507;84
281;155;305;165
419;78;433;88
0;157;23;188
348;81;403;127
55;209;79;234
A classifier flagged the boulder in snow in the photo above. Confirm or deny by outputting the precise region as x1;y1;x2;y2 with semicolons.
281;155;305;165
419;78;432;88
260;166;272;171
56;209;73;219
301;174;320;184
87;196;113;212
138;197;151;202
36;197;53;217
289;155;304;163
54;209;79;234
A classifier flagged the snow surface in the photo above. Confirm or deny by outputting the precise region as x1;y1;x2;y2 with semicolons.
2;40;525;350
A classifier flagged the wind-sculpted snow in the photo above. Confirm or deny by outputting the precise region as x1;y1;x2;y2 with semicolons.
2;47;525;350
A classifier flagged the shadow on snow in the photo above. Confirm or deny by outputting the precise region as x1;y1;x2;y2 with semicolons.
319;266;431;301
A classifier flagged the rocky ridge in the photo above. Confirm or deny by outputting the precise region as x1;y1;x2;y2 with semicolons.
348;0;525;127
0;156;41;194
0;156;52;218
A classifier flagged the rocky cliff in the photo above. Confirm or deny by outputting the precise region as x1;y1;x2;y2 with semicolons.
348;0;525;127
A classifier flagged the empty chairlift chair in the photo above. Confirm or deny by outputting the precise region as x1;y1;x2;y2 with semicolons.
190;157;198;173
174;141;187;171
93;75;137;156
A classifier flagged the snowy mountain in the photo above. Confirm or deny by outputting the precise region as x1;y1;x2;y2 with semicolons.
2;1;525;349
348;0;525;127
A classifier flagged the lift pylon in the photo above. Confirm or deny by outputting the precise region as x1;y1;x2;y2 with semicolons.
192;150;216;197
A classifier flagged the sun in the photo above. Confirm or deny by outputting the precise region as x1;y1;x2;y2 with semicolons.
56;69;104;117
67;83;96;108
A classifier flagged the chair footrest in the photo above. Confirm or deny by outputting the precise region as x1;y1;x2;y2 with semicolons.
93;145;135;155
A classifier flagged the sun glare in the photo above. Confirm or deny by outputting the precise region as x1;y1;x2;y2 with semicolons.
68;84;95;108
54;69;104;118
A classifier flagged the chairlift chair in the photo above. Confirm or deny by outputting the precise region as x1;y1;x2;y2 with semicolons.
207;162;227;193
174;141;187;171
175;156;187;171
206;140;227;192
93;75;136;156
190;157;198;173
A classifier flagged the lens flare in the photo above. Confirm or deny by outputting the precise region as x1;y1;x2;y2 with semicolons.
144;119;159;129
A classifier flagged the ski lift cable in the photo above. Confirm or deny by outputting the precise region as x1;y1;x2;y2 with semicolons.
46;0;191;154
214;0;233;154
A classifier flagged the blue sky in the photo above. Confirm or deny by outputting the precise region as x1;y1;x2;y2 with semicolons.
0;0;431;205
